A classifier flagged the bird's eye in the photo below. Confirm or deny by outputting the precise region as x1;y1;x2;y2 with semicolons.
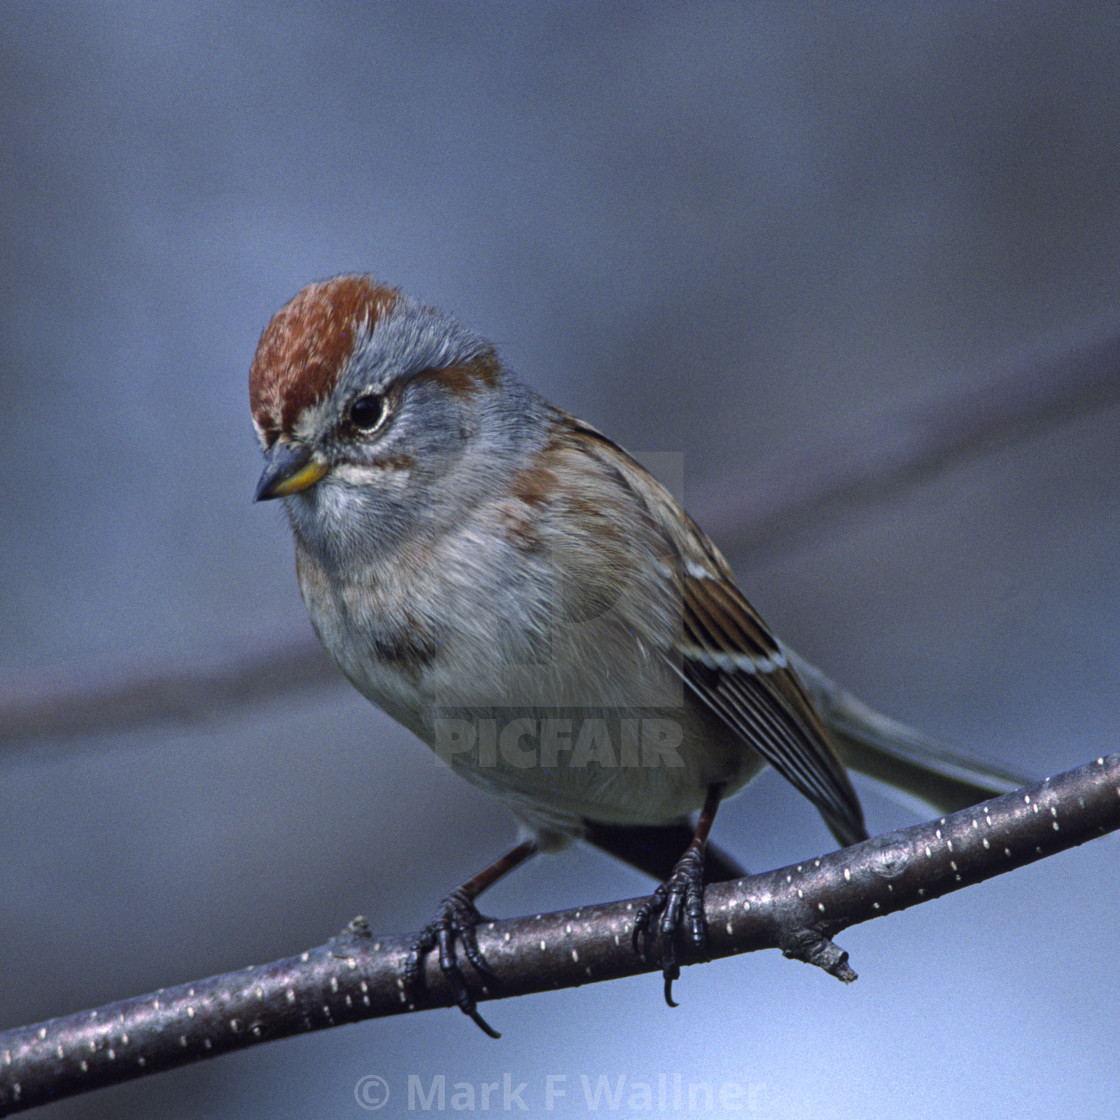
349;393;386;433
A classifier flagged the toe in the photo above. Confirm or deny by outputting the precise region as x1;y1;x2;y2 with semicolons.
406;890;501;1038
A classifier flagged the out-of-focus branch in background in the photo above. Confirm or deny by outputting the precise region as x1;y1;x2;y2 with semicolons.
690;315;1120;552
2;317;1118;746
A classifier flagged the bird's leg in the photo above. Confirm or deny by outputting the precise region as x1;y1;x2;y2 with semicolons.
632;784;724;1007
406;838;537;1038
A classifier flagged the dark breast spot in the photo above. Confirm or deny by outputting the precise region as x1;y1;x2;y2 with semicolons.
369;612;440;675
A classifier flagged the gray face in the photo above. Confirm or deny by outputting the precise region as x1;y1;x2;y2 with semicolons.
274;294;548;571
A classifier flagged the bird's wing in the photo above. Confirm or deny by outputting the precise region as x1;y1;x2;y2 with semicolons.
675;565;867;846
563;410;867;847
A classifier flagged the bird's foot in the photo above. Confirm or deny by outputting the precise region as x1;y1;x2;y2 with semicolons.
406;887;501;1038
631;843;708;1007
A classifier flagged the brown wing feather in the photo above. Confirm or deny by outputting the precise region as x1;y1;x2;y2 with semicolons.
561;409;866;847
679;574;866;846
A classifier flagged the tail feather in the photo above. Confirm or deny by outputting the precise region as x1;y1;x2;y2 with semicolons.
582;819;748;884
789;651;1029;816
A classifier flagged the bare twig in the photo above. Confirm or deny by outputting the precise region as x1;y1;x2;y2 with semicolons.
2;753;1116;1116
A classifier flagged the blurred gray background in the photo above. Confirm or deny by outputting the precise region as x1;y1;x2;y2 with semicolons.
2;3;1119;1117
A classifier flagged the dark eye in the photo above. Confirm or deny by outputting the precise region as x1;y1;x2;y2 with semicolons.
349;393;386;433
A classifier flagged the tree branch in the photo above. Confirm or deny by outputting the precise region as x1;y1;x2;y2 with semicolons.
2;753;1116;1116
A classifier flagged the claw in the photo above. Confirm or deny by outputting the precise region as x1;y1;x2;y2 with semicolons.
406;887;501;1038
403;838;537;1038
630;843;709;1005
631;883;668;957
664;974;678;1008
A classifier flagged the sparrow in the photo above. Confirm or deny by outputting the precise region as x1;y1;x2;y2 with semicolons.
250;275;1022;1036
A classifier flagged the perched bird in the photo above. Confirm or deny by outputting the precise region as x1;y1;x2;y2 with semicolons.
250;275;1022;1035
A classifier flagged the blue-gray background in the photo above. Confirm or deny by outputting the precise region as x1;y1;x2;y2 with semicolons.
2;3;1119;1117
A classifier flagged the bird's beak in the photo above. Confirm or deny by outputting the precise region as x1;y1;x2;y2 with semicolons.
254;441;329;502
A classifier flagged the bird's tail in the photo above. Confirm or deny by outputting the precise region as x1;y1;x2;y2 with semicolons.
789;651;1029;816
